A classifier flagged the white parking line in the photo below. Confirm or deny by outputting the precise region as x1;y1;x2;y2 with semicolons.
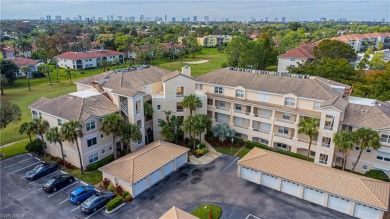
37;188;43;191
245;214;261;219
27;153;32;156
4;157;33;168
84;206;105;219
28;171;59;185
34;157;41;161
58;198;69;205
220;157;239;173
71;206;80;212
11;162;41;174
48;181;78;197
80;181;88;186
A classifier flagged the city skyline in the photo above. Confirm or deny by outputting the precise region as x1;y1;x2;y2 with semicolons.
1;0;389;21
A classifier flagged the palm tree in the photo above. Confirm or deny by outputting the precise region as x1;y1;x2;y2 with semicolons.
19;121;36;142
101;114;125;160
31;118;49;156
0;74;8;95
195;114;212;142
63;67;74;84
159;111;183;144
333;131;355;170
297;118;319;160
351;128;380;172
211;123;236;143
182;94;202;116
121;123;142;153
41;64;52;85
61;121;84;174
46;127;65;166
21;66;31;91
184;116;197;149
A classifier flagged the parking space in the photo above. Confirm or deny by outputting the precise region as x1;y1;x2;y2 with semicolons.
1;154;107;219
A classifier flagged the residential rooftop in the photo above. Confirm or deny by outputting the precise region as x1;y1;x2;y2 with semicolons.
8;58;37;66
159;206;199;219
278;42;319;59
55;49;124;60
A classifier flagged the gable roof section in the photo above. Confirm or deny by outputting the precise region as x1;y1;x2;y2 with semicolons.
278;42;318;59
55;49;124;60
9;58;37;66
238;148;390;210
343;102;390;130
99;141;189;184
29;92;118;121
159;206;199;219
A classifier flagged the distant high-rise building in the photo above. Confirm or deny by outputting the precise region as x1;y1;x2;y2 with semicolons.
118;16;123;21
55;15;61;21
40;17;45;21
320;17;327;22
187;17;190;22
165;15;167;22
193;16;197;22
204;16;209;22
251;17;256;22
281;17;286;23
155;16;162;22
140;15;144;21
172;17;176;22
381;18;385;23
91;16;95;21
265;17;268;22
98;17;103;21
260;18;264;22
77;15;82;21
274;17;278;22
129;16;135;22
182;18;186;22
85;18;90;23
46;15;51;20
66;17;70;21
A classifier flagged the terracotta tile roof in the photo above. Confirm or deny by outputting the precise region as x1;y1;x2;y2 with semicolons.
278;42;319;59
320;96;349;111
8;58;37;66
159;206;199;219
343;102;390;130
29;92;118;121
330;32;390;42
99;141;189;184
55;49;124;60
238;148;390;210
196;68;343;101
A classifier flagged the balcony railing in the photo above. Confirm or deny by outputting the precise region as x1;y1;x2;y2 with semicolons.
120;103;129;116
253;128;270;134
324;126;333;131
275;118;295;124
216;105;230;111
216;119;229;123
176;108;184;112
254;114;271;119
298;139;317;145
321;143;330;148
319;160;328;164
334;151;345;157
274;133;292;139
234;110;250;115
234;123;249;129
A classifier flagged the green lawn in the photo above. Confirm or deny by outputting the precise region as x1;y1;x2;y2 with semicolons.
214;146;239;155
63;168;102;185
0;140;29;160
237;148;251;159
191;204;222;219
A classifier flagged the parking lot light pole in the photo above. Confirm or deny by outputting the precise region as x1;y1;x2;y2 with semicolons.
231;138;234;153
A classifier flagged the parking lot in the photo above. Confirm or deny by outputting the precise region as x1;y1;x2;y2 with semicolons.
1;154;355;219
0;154;108;219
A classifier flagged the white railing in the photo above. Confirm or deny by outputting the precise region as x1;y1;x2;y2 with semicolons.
234;110;250;115
254;114;271;119
253;128;270;134
274;133;293;139
324;126;333;131
120;103;129;116
321;143;330;148
234;123;249;129
298;139;317;145
216;105;230;111
215;119;229;123
276;118;295;124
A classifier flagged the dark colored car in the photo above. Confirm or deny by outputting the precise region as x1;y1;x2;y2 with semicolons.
69;185;95;205
81;192;115;214
43;174;75;192
25;162;58;181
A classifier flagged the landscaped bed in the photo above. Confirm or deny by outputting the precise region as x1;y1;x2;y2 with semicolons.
191;204;222;219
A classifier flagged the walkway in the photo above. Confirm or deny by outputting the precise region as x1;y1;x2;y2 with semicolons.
0;139;28;148
189;141;221;165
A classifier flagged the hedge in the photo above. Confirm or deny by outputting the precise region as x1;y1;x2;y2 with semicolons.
25;139;44;153
364;169;390;182
106;196;123;212
246;141;314;162
86;154;114;171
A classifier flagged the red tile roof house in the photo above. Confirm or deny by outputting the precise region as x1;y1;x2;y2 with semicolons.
1;44;38;59
55;49;125;70
277;42;319;72
8;58;38;78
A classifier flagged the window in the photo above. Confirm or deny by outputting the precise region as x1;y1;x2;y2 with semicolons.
158;119;162;124
355;146;360;151
57;119;62;126
101;134;104;138
290;58;295;61
282;113;290;120
86;121;96;131
352;162;355;167
135;100;141;114
102;149;106;154
32;111;39;118
176;86;184;97
217;101;226;108
376;153;390;162
88;153;98;164
235;90;244;98
176;102;183;112
276;143;287;149
63;151;67;158
207;99;213;105
362;165;368;170
259;93;269;102
319;154;328;164
196;83;203;90
322;137;331;147
198;103;203;108
278;127;289;135
381;134;390;143
235;133;242;138
137;120;142;129
366;149;371;153
284;97;295;107
289;65;295;68
324;115;334;130
214;86;223;94
109;146;113;151
87;137;97;147
313;102;321;110
235;104;242;111
39;112;42;119
157;105;161;110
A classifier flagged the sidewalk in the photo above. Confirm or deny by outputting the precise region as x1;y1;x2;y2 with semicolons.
0;139;28;148
189;141;222;165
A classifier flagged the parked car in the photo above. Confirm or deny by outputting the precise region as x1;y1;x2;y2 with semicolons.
43;174;75;192
69;185;95;205
81;192;115;214
25;162;58;181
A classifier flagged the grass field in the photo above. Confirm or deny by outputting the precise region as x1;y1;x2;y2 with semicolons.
0;140;29;160
0;48;226;146
214;146;239;155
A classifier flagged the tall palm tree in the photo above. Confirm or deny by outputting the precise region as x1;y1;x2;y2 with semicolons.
0;74;8;95
61;121;84;174
63;67;74;84
184;115;197;149
182;94;202;116
21;66;31;91
46;127;65;166
211;123;236;143
121;123;142;153
298;118;319;160
159;111;183;144
195;114;212;142
101;114;125;160
19;121;36;142
31;118;49;156
351;128;380;172
41;64;52;85
333;131;355;170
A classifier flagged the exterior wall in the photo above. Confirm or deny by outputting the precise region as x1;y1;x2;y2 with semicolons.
277;57;307;72
15;65;37;78
101;172;133;197
57;54;124;70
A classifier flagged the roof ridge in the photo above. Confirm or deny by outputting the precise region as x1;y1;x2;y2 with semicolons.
77;97;85;121
360;178;389;208
312;78;339;98
346;110;383;126
173;206;178;219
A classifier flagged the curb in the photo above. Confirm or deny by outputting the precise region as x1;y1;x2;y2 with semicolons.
105;202;127;214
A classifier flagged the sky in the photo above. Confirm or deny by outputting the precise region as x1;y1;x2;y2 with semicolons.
1;0;389;21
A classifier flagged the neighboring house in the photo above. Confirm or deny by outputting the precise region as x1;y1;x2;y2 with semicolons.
29;90;119;170
238;147;390;219
277;42;318;72
99;140;189;198
196;35;232;47
1;44;38;58
55;49;125;70
160;206;199;219
9;58;38;77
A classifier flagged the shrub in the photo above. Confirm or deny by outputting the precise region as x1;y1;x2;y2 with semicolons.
86;154;114;171
106;196;123;212
64;161;76;169
25;139;43;154
187;139;200;148
32;71;45;78
123;194;132;203
364;170;390;182
55;157;63;164
114;184;123;196
234;137;244;146
121;191;130;198
107;183;115;192
265;65;278;71
195;148;208;155
103;178;111;189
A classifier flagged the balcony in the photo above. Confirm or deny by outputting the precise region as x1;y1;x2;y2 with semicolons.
298;138;317;145
234;110;250;115
324;126;333;131
253;128;270;134
321;143;330;148
274;133;292;139
234;123;249;129
215;119;229;123
120;103;129;116
216;105;230;111
334;151;345;158
275;118;295;124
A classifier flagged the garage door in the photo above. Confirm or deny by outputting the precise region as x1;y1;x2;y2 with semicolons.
133;177;148;197
149;169;161;186
176;154;187;168
240;166;259;183
303;187;324;205
328;195;351;214
163;161;174;176
261;173;278;190
353;203;382;219
281;180;301;197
